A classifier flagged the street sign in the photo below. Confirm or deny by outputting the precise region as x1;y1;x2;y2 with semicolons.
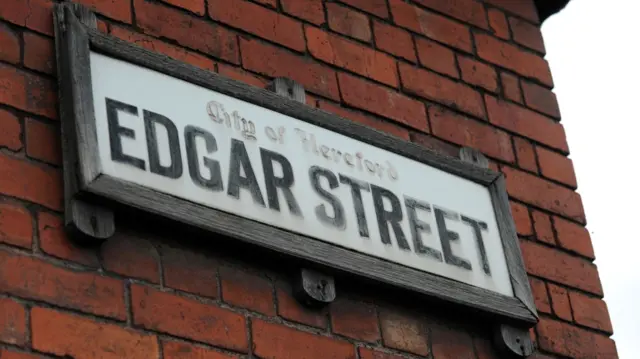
54;4;537;326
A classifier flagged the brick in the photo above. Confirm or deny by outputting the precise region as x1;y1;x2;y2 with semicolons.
302;93;322;108
513;137;537;172
306;26;397;87
97;19;109;33
532;211;555;245
0;350;46;359
25;118;61;165
32;307;158;359
430;106;512;162
338;0;388;18
475;34;552;86
0;64;56;119
317;99;411;139
218;64;266;88
160;243;219;298
569;291;613;333
253;319;355;359
163;341;236;359
548;283;572;321
0;109;22;151
276;280;327;328
488;160;500;173
501;72;523;103
338;72;426;128
458;56;498;92
536;147;577;188
400;63;484;118
529;277;550;313
503;166;584;222
554;217;595;259
135;0;239;64
537;317;617;358
390;0;472;52
111;27;216;71
522;81;561;119
416;38;458;78
0;23;20;65
0;250;125;318
281;0;324;25
0;154;62;210
0;203;32;248
0;0;54;36
530;327;537;343
241;38;339;100
510;201;532;236
0;297;26;345
220;266;274;315
331;298;380;342
485;96;568;152
132;285;247;350
414;0;487;28
410;132;459;157
101;231;160;282
520;240;602;295
24;32;54;75
38;211;100;266
161;0;205;15
509;17;545;53
379;310;429;356
431;323;474;359
484;0;539;23
529;352;555;359
327;3;371;42
73;0;131;23
209;0;304;52
488;8;510;40
474;337;500;359
254;0;276;7
359;348;404;359
373;21;416;62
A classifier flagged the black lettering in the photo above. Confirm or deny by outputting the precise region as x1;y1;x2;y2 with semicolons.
404;197;443;261
105;98;145;170
434;208;471;270
461;215;491;275
309;166;345;229
371;185;410;250
261;148;302;216
144;110;183;178
184;125;222;191
227;139;265;206
339;175;370;238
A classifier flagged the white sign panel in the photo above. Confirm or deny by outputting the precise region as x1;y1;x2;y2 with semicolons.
90;52;513;296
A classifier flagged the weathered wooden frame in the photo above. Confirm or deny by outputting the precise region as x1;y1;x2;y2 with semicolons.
54;4;537;328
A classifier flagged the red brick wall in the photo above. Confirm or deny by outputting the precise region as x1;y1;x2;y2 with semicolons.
0;0;617;358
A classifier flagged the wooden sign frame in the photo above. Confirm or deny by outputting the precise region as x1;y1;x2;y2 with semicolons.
53;4;537;329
